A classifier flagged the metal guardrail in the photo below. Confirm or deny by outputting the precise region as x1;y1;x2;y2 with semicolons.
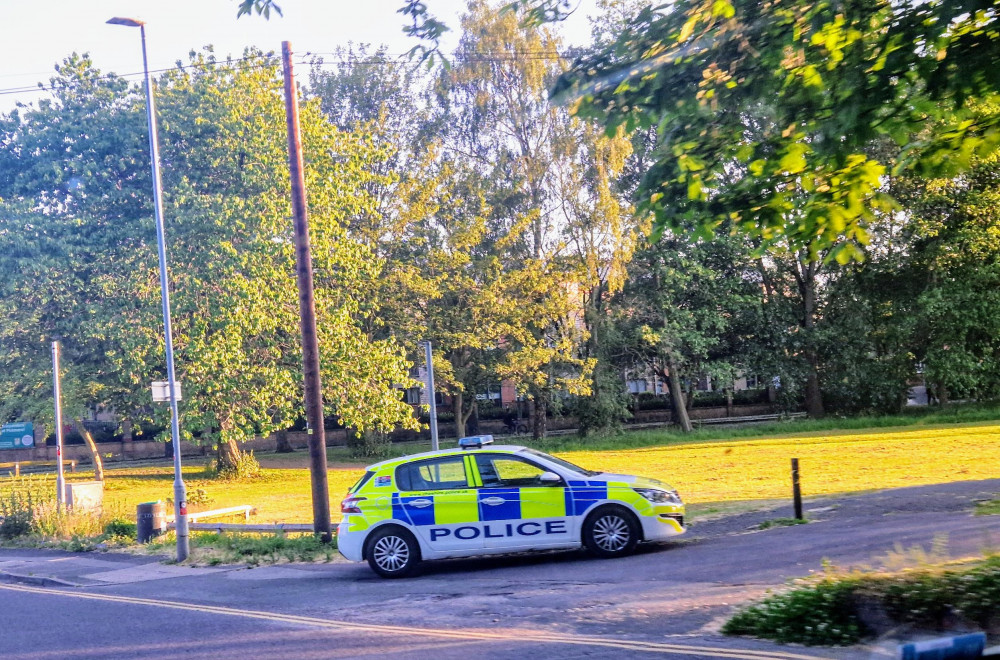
1;460;77;476
506;412;807;438
164;505;318;534
694;412;807;426
166;505;253;525
170;522;315;533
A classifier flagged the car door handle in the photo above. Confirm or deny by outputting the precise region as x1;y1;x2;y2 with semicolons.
408;499;433;508
480;496;506;506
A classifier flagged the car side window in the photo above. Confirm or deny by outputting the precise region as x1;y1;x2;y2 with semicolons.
475;454;562;488
396;456;470;491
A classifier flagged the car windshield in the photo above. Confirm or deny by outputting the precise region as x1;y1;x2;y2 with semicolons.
521;448;600;477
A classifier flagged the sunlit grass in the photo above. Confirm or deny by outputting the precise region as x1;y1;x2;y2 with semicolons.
6;414;998;525
559;423;1000;504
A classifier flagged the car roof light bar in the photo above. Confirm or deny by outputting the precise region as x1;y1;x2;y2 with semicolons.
458;435;494;449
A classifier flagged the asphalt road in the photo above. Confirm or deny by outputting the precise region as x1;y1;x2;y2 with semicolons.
2;479;999;660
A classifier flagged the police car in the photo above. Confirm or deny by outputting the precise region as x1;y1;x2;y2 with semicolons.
337;436;685;577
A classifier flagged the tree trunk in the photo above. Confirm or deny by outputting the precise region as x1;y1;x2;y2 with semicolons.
275;429;294;453
465;401;479;436
796;256;825;418
666;364;693;432
72;418;104;482
725;387;733;417
532;397;548;440
938;381;950;406
453;391;466;438
217;436;243;472
804;355;825;418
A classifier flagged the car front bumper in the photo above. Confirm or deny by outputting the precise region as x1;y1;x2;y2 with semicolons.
639;509;685;541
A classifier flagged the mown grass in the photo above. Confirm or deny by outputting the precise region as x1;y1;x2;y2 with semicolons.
559;422;1000;505
5;405;999;526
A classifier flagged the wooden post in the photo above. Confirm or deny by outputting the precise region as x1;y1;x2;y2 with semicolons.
282;41;332;543
14;462;19;477
791;458;803;520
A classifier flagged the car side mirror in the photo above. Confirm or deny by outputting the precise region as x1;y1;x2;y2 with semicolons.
538;471;562;485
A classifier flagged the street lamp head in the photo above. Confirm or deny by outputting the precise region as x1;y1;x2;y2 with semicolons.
107;16;145;27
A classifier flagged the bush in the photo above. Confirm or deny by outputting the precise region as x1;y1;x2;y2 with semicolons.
633;393;671;411
347;429;393;459
722;577;866;646
216;450;262;481
103;517;138;542
724;556;1000;646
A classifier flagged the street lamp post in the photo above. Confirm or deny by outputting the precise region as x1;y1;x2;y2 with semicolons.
422;341;439;451
107;16;189;561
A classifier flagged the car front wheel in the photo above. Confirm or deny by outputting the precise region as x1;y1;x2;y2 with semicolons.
583;506;640;558
366;526;420;578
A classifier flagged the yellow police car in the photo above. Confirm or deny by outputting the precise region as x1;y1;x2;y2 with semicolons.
337;436;685;577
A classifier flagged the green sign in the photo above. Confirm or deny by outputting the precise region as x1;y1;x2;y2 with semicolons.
0;422;34;450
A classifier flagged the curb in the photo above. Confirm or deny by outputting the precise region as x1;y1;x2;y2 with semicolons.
0;570;83;588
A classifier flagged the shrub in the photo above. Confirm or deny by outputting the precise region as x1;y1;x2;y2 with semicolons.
103;517;138;541
724;556;1000;646
722;577;866;646
347;429;393;459
216;450;262;481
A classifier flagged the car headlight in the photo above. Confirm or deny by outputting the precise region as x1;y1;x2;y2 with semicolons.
633;488;682;505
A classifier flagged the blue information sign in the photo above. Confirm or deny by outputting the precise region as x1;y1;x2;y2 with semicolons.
0;422;35;449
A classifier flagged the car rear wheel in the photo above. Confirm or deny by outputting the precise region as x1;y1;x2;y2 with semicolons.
583;506;640;558
366;526;420;578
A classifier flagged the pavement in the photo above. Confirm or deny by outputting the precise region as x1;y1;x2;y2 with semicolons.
1;479;999;659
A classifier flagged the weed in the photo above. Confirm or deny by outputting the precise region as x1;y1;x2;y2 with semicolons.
0;474;54;539
975;499;1000;516
757;517;809;530
187;531;336;565
187;488;213;506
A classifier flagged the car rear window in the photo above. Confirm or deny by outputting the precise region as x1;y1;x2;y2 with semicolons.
395;456;469;491
349;471;375;493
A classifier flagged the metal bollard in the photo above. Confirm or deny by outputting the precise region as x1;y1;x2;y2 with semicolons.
791;457;803;520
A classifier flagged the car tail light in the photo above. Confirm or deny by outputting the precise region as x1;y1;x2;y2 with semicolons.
341;495;367;514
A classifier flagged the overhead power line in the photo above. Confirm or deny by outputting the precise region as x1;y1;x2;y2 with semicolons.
0;48;575;100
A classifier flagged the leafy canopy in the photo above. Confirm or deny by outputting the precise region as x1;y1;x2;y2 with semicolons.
554;0;1000;260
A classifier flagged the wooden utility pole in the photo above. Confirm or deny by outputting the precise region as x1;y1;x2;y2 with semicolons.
282;41;332;542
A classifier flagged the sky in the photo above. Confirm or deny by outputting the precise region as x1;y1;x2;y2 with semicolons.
0;0;596;114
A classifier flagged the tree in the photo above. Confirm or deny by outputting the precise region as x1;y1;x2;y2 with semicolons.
555;0;1000;258
618;230;759;430
434;0;593;438
900;99;1000;403
0;55;151;478
0;50;418;473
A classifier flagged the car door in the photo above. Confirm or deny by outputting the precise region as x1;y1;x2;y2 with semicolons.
394;455;482;554
472;453;573;551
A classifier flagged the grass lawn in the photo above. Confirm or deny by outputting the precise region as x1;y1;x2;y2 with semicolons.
9;415;999;525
